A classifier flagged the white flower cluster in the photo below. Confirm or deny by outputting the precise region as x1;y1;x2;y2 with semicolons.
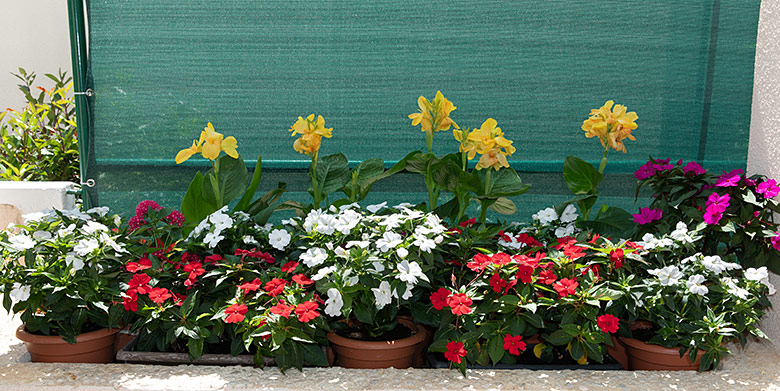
531;204;579;238
293;205;443;317
638;222;700;251
190;207;235;248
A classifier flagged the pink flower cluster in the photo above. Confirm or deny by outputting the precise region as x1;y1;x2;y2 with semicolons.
757;179;780;199
715;169;743;187
128;200;185;231
703;192;730;225
632;207;663;225
634;158;706;180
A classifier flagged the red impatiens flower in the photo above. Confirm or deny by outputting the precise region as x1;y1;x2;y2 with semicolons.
264;278;287;297
516;233;543;248
292;274;314;286
430;288;451;310
269;301;294;318
444;341;468;364
466;253;492;271
553;278;579;297
125;256;153;273
295;301;320;323
447;293;473;316
238;278;262;294
122;290;138;312
128;273;152;295
516;264;535;284
538;269;557;285
172;293;187;306
148;287;172;304
224;303;249;323
498;230;513;242
609;248;624;269
503;334;527;355
459;218;477;228
235;248;274;263
204;254;223;264
597;314;620;333
490;273;508;294
183;261;205;284
281;261;299;273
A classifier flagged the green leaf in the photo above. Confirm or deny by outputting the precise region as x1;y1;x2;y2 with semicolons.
488;336;505;365
202;155;249;207
545;329;573;346
234;155;263;212
180;291;197;318
488;197;517;215
181;171;216;224
482;168;530;198
563;156;603;195
405;152;435;174
579;206;634;238
301;343;328;366
187;338;204;360
316;153;351;197
342;158;385;201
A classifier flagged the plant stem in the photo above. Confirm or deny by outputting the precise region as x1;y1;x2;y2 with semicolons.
598;147;609;174
478;169;492;223
311;151;320;209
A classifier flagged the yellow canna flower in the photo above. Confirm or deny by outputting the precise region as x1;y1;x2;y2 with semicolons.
290;114;332;156
475;146;510;171
581;100;638;153
466;118;515;170
408;96;434;132
175;122;239;164
409;91;459;153
431;91;458;132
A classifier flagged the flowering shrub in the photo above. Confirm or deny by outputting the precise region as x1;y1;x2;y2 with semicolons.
288;204;448;338
0;207;127;342
633;157;780;272
427;232;640;373
623;226;773;370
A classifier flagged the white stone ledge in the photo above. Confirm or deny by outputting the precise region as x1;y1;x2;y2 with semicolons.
0;181;77;216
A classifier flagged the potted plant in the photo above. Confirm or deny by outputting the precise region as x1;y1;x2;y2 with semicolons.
426;225;639;373
287;204;448;368
0;207;128;362
616;225;772;371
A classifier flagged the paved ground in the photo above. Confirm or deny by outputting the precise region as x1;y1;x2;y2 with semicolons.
0;313;778;391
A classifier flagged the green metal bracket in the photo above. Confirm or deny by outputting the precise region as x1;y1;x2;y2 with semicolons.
67;0;92;209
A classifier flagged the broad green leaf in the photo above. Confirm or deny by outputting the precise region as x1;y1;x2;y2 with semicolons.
482;168;530;198
187;338;204;360
563;156;603;195
316;153;351;197
545;329;572;346
488;336;505;365
579;206;634;238
201;155;249;207
234;155;263;212
181;171;216;224
301;343;329;366
488;197;517;215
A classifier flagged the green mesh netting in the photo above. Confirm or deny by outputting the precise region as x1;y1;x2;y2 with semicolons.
82;0;761;220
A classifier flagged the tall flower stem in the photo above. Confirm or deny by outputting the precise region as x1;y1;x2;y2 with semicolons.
478;169;492;223
598;146;609;174
310;151;321;209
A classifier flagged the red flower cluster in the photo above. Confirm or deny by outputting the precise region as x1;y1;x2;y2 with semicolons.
609;248;624;269
125;256;152;273
447;293;473;316
238;278;262;295
444;341;468;363
555;238;586;260
128;200;183;231
597;314;620;333
225;303;249;323
264;278;287;297
235;248;275;263
430;288;450;310
553;278;578;297
503;334;526;355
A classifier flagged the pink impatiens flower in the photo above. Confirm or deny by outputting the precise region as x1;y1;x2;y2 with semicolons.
715;169;743;187
632;207;663;225
682;161;706;176
757;179;780;199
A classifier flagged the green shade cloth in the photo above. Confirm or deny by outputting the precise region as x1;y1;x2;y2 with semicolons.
83;0;761;219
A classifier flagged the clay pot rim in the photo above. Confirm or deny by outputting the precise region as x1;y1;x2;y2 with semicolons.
16;324;120;345
618;336;698;355
327;318;426;350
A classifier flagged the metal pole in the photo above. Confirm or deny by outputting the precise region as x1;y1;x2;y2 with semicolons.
67;0;92;208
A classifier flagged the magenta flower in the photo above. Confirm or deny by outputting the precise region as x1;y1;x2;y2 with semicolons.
633;207;663;225
757;179;780;199
682;161;706;176
706;193;731;213
703;209;723;225
634;162;656;180
772;232;780;252
715;169;743;187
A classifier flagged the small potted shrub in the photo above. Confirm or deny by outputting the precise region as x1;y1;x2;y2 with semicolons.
0;207;128;362
616;225;772;371
288;204;448;368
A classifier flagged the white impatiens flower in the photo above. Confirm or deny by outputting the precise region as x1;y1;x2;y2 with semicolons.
366;202;388;213
268;229;291;251
32;230;53;241
379;214;403;230
554;223;576;238
372;281;393;309
203;232;224;248
9;283;30;303
74;238;99;256
745;267;769;282
396;260;426;285
346;240;370;249
376;231;402;253
86;206;110;217
100;233;128;254
82;221;109;235
242;235;259;246
559;204;579;224
686;274;708;296
400;283;414;300
65;253;84;271
324;288;344;317
648;266;683;286
190;219;210;238
394;202;415;209
371;261;386;272
311;266;336;281
8;235;35;251
722;277;750;300
334;209;362;234
300;247;328;267
412;235;436;253
700;255;740;274
281;218;298;227
396;247;409;259
208;207;234;233
532;207;558;225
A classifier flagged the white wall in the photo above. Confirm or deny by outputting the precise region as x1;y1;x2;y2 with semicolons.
0;0;72;110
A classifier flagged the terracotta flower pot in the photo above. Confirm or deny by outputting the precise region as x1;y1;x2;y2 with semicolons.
605;335;630;369
113;324;137;354
619;336;703;371
16;325;120;363
327;317;427;369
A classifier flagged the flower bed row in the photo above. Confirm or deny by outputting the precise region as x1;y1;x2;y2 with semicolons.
0;96;778;372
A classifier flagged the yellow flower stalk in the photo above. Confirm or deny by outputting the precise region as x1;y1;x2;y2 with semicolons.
581;100;638;153
175;122;239;164
464;118;516;170
408;91;458;153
